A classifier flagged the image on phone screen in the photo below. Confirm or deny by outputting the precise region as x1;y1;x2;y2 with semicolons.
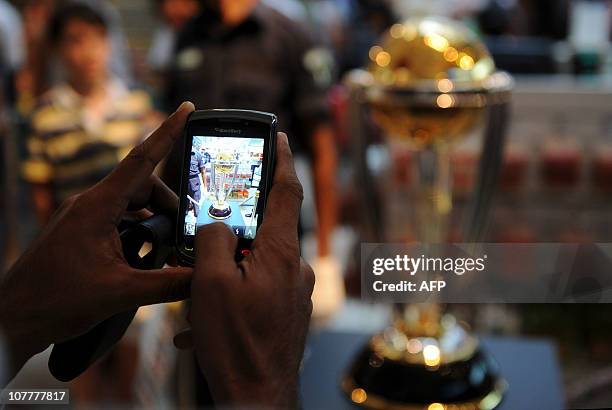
184;135;265;239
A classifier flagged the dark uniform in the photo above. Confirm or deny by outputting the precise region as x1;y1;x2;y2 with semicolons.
188;150;206;217
162;4;330;193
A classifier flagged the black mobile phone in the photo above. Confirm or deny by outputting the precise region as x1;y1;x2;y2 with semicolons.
176;109;277;265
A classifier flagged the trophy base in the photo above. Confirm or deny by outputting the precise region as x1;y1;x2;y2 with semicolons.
342;343;506;409
208;204;232;220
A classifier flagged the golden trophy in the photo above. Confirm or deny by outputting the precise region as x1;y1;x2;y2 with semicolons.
208;151;239;220
342;16;513;409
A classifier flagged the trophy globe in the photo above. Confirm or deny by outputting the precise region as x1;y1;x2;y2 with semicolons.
342;16;513;409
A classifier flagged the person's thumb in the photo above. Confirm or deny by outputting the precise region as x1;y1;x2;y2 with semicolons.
194;222;238;279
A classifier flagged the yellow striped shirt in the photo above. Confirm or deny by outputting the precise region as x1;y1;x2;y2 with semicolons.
22;79;153;204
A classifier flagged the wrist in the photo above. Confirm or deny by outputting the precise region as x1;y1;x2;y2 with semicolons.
0;318;38;385
210;375;299;409
0;280;46;384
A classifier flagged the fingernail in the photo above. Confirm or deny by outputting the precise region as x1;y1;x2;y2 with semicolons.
176;101;195;114
278;132;288;144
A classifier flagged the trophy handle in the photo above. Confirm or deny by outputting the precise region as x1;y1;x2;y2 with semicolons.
464;101;511;243
348;85;385;243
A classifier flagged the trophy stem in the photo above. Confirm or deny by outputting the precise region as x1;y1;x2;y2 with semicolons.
412;143;452;244
399;142;452;331
218;172;226;207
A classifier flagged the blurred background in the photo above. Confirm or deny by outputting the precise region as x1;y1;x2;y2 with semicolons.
2;0;612;408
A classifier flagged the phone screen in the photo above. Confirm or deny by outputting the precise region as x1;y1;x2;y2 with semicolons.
183;135;266;239
177;110;276;264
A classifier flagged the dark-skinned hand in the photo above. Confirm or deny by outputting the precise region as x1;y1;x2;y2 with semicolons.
0;102;196;384
174;132;315;409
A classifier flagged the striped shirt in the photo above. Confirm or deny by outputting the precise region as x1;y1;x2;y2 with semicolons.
22;79;153;205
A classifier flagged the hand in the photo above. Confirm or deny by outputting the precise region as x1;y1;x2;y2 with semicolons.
177;133;315;408
0;102;196;383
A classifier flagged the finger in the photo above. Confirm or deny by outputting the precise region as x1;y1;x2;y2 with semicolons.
300;259;315;327
98;101;195;214
301;258;315;297
195;222;239;278
123;208;154;221
127;174;178;215
254;133;303;247
118;266;193;310
173;328;194;350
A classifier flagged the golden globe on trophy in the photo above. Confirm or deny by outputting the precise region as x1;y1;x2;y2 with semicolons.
208;151;239;220
342;16;513;409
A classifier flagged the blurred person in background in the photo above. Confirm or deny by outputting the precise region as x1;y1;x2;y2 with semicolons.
336;0;395;74
20;4;157;406
22;3;156;226
265;0;348;83
77;0;133;84
148;0;200;74
13;0;132;115
477;0;529;36
163;0;338;261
